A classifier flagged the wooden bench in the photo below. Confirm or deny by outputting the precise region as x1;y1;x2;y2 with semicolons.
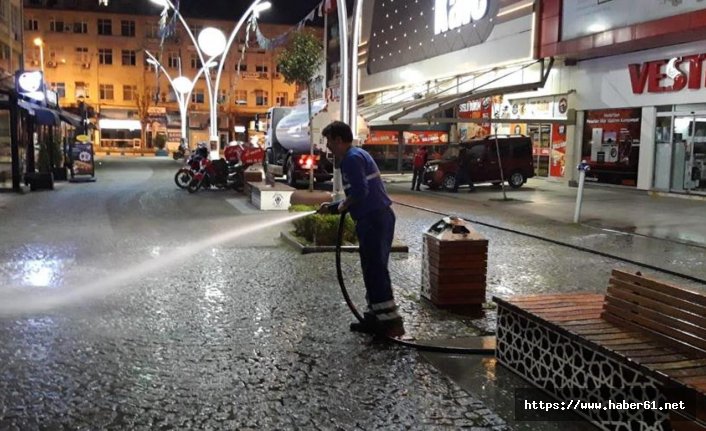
494;269;706;430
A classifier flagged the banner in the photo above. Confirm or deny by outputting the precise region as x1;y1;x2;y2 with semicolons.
403;131;449;146
550;124;567;178
365;131;398;145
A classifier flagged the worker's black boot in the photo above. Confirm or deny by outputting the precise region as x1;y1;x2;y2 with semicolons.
350;311;378;334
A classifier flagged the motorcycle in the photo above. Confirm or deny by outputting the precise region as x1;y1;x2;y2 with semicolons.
187;142;264;193
174;145;208;189
172;140;188;160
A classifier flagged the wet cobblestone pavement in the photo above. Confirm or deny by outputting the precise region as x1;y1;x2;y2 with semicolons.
1;158;704;429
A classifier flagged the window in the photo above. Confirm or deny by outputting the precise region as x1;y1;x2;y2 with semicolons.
275;92;287;107
256;65;268;73
73;21;87;34
99;84;114;100
123;85;137;101
190;55;201;70
49;19;65;32
0;0;7;22
52;82;66;98
146;23;159;38
167;52;179;69
97;19;112;35
254;90;268;106
236;63;247;72
234;90;247;105
218;89;227;104
75;81;89;98
121;20;135;37
25;19;38;31
191;90;205;104
121;50;136;66
75;47;89;63
98;48;112;65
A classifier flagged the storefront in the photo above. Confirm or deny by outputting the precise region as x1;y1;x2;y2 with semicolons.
363;128;449;172
573;39;706;194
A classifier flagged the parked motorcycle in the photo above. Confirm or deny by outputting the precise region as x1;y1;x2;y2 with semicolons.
174;145;208;189
172;140;188;160
187;142;264;193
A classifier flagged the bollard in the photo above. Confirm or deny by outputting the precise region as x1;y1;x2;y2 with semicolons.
573;160;591;223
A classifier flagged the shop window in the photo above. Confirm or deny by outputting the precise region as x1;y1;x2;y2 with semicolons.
121;50;136;66
656;105;673;113
97;19;112;36
99;84;114;100
98;48;112;65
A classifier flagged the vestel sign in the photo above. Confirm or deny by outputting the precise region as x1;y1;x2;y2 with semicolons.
629;54;706;94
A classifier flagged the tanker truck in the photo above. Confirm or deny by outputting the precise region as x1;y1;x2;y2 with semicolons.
263;100;334;187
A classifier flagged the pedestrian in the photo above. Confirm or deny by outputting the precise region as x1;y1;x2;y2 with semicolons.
411;146;428;191
452;147;476;192
318;121;405;338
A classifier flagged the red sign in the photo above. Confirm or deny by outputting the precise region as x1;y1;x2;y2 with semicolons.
366;131;398;145
629;54;706;94
402;131;449;145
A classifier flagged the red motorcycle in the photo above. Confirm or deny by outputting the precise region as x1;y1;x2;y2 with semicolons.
174;145;208;189
187;143;264;193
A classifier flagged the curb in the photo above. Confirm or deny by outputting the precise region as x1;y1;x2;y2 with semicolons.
280;231;409;255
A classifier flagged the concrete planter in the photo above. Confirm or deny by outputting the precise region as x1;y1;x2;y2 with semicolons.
280;231;408;255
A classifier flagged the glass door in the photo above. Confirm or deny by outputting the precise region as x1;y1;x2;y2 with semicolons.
529;124;550;177
653;116;672;191
670;115;706;194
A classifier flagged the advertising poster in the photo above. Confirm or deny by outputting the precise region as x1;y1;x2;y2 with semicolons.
582;108;642;185
365;131;398;145
550;124;567;178
403;131;449;145
459;97;493;141
70;141;95;177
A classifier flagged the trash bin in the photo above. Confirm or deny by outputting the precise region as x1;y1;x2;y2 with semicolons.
421;217;488;308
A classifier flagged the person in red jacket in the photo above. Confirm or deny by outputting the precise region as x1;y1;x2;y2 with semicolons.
411;146;428;191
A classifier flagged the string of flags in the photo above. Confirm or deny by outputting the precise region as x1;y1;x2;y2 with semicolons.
250;0;331;51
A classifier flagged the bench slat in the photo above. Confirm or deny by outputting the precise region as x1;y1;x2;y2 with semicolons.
636;354;691;364
603;298;706;348
507;293;604;303
607;284;706;329
609;278;706;321
649;359;706;371
662;367;706;378
603;310;706;356
584;332;645;342
612;269;706;307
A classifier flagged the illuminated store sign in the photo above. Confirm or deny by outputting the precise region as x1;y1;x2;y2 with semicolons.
434;0;489;35
367;0;499;74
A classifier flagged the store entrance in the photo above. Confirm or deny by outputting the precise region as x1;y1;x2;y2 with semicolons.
528;124;550;177
671;115;706;194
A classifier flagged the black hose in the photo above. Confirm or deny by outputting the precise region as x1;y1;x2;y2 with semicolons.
335;211;495;355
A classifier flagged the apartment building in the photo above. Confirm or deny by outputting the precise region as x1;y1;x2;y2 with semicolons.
22;0;300;150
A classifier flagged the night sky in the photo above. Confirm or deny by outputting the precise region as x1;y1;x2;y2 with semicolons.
178;0;324;25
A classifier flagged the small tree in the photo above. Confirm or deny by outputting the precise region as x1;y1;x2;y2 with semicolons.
277;30;324;191
135;89;153;150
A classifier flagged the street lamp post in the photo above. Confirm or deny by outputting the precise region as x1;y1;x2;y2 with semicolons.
145;50;217;149
33;37;45;74
150;0;270;160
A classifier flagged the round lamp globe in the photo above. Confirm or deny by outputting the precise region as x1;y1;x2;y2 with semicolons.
198;27;227;58
172;76;193;94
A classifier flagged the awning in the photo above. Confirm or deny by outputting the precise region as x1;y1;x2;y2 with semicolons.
363;59;554;127
59;110;83;128
18;99;60;126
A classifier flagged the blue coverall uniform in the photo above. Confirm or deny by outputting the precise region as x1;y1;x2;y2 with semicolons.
338;147;401;323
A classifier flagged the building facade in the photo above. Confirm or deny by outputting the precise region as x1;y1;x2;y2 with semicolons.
0;0;24;189
22;0;300;152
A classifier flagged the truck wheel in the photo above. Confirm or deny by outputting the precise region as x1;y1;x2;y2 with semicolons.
286;159;297;187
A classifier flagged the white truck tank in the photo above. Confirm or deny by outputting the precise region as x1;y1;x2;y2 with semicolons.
274;99;328;153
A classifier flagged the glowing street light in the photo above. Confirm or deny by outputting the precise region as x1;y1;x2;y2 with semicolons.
33;37;45;74
197;27;227;58
172;76;194;95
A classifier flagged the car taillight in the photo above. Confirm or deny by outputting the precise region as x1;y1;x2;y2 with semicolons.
298;154;319;170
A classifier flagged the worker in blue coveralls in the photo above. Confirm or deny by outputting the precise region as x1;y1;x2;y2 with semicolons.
318;121;405;338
